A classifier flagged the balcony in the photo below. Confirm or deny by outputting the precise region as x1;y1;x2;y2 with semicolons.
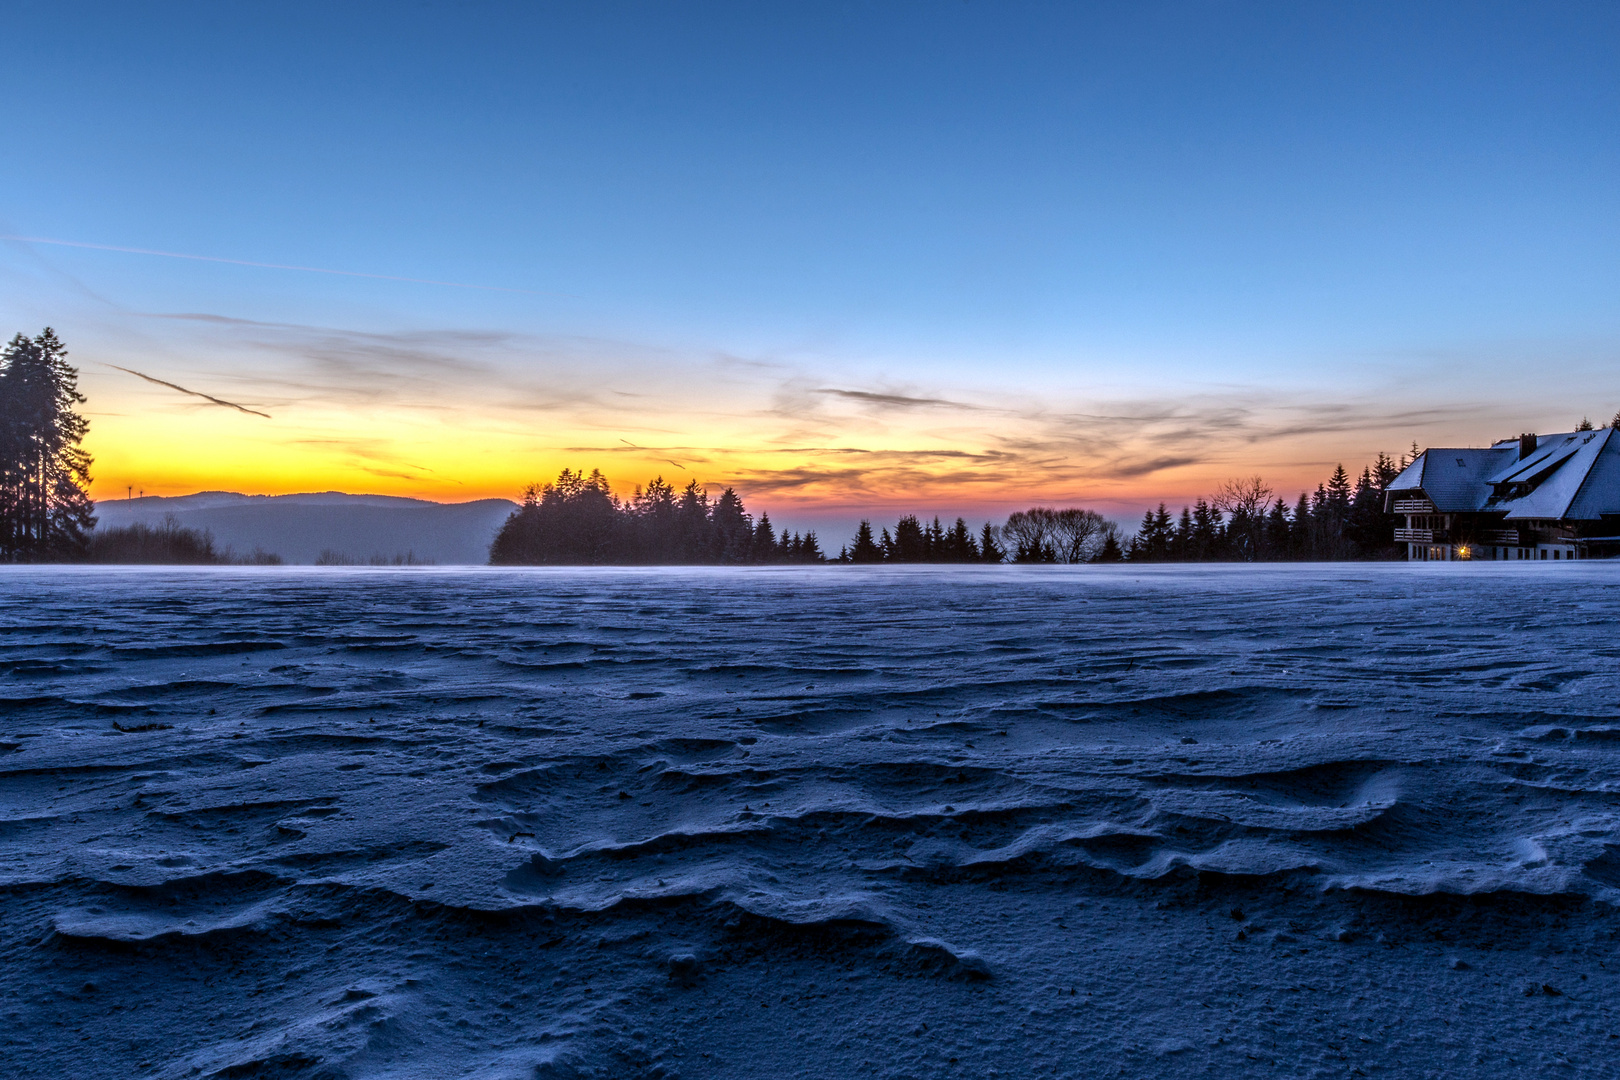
1481;530;1521;545
1393;499;1436;514
1394;528;1436;542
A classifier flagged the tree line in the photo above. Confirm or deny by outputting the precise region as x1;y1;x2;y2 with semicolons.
493;454;1415;567
1125;456;1405;562
489;469;826;564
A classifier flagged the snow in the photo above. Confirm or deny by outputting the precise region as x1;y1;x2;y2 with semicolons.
4;564;1620;1077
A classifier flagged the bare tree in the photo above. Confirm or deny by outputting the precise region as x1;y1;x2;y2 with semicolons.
1212;476;1273;561
1212;476;1273;519
1001;506;1113;563
1000;509;1054;561
1050;508;1110;563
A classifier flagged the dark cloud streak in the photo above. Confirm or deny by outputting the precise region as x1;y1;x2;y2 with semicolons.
105;365;272;418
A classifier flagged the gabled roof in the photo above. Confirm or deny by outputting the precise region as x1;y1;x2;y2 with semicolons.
1487;429;1615;520
1387;445;1516;511
1388;429;1620;521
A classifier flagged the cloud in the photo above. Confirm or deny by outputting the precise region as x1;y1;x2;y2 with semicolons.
104;365;272;418
814;388;986;411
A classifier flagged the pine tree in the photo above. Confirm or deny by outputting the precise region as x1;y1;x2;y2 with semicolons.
1264;499;1291;560
979;522;1004;563
892;515;927;561
927;516;946;561
1191;499;1218;561
1291;492;1311;559
849;520;883;563
0;329;94;560
1173;506;1192;561
752;512;776;562
710;487;751;563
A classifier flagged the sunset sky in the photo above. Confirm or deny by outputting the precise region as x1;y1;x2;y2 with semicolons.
1;2;1616;535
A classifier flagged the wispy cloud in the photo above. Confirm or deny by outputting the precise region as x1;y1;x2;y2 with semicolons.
814;388;987;411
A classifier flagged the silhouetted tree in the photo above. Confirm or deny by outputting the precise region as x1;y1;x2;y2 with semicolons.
892;515;928;561
943;517;979;561
849;520;883;563
979;522;1005;563
0;329;94;560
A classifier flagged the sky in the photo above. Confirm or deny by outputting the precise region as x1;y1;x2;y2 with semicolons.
0;1;1616;538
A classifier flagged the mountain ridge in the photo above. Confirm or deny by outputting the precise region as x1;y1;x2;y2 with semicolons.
93;491;519;564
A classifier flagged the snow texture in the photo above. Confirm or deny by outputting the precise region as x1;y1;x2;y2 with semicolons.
3;564;1620;1078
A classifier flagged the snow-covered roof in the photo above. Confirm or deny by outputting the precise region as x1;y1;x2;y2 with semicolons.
1392;429;1620;521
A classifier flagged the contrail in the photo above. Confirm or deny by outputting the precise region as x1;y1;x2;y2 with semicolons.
620;438;685;470
2;235;561;296
106;365;273;419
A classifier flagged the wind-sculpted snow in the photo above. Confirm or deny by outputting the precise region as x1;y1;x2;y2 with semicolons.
3;564;1620;1077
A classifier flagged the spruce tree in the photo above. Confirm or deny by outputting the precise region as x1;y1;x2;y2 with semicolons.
0;329;94;560
945;517;978;561
927;516;946;561
752;512;776;562
979;522;1004;563
849;520;883;563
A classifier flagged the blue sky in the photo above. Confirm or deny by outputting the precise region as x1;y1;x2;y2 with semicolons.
0;1;1615;533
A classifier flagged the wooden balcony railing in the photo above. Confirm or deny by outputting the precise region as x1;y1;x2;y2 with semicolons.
1393;499;1436;513
1395;528;1436;542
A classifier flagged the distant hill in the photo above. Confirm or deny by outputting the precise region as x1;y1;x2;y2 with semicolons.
93;492;518;565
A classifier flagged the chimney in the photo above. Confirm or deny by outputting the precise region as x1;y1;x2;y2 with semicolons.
1519;432;1537;459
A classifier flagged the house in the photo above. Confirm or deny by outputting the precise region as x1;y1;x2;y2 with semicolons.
1384;429;1620;561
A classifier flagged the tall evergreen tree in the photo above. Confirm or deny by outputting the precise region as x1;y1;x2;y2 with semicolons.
0;329;94;560
752;512;777;562
1191;499;1219;561
849;520;883;563
943;517;979;561
892;515;927;561
979;522;1005;563
926;516;946;560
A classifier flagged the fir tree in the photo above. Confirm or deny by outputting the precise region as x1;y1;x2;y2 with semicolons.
892;515;927;561
0;329;94;560
1191;499;1219;561
927;516;946;560
944;517;978;561
979;522;1005;563
849;520;883;563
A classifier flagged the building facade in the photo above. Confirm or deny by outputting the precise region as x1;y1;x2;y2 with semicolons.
1385;429;1620;561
